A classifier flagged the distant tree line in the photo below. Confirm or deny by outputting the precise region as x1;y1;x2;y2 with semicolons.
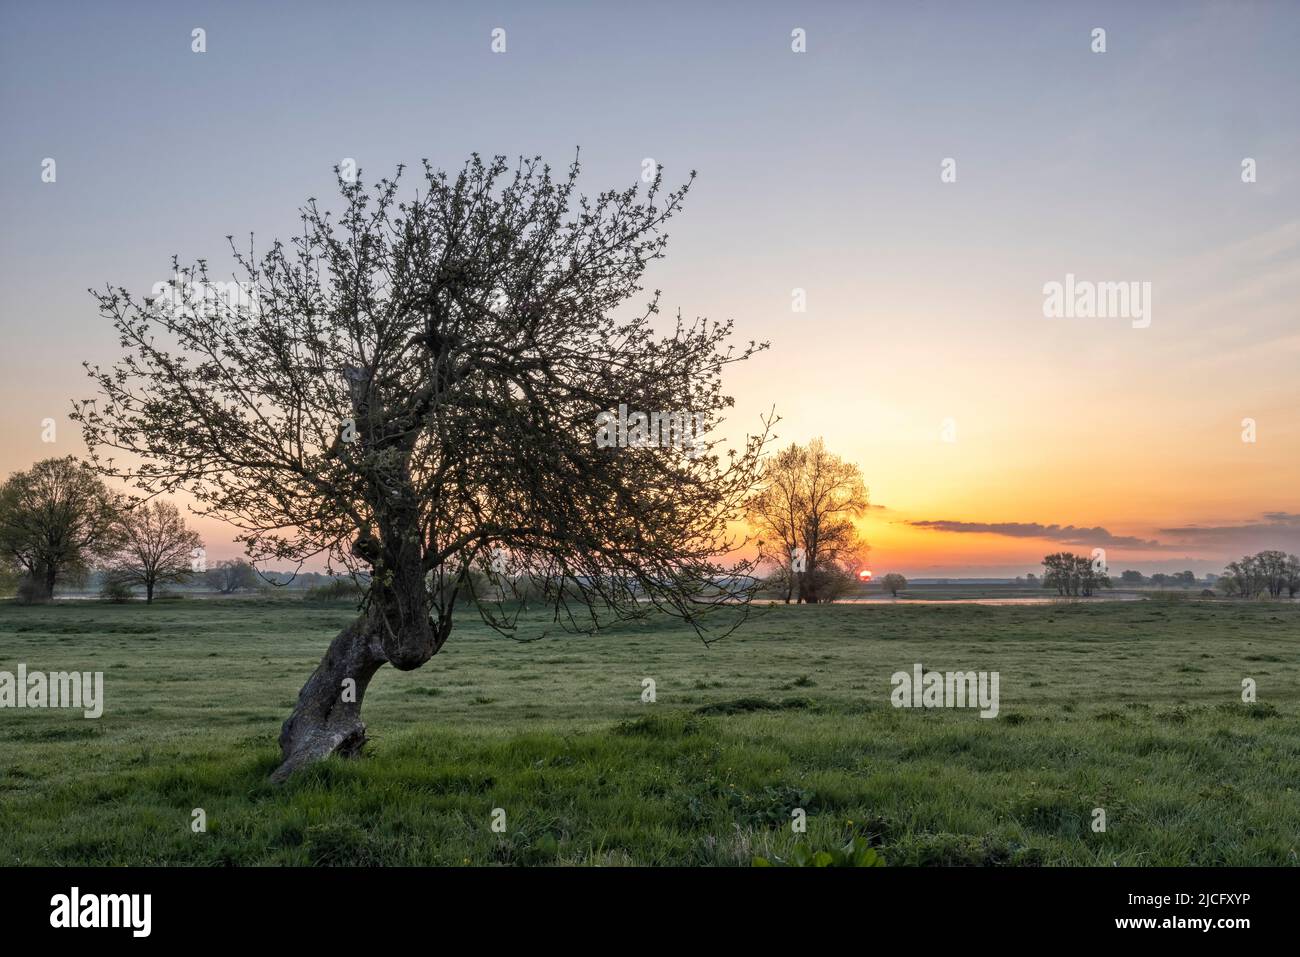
1117;569;1200;587
1215;551;1300;599
1086;552;1300;599
0;457;205;604
0;456;380;604
0;456;338;603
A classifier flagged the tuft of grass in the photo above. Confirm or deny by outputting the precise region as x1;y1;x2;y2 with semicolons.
694;696;812;716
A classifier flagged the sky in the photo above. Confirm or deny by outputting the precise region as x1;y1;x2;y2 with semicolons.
1;0;1297;577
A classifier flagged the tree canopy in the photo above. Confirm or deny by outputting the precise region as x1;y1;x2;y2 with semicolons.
75;154;772;778
103;499;203;603
747;438;868;603
0;456;122;601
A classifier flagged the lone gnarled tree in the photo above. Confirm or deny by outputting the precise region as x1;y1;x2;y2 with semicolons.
75;154;770;781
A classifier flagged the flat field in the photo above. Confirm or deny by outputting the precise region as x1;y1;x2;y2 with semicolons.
1;598;1296;865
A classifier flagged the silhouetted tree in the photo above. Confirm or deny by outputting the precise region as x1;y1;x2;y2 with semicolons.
1257;550;1291;598
0;457;122;601
1285;555;1300;599
880;572;907;597
103;500;202;603
76;153;770;779
1042;552;1111;597
204;559;260;594
747;439;868;604
1217;551;1299;599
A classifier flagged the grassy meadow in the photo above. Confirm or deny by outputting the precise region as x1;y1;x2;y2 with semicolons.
1;597;1297;866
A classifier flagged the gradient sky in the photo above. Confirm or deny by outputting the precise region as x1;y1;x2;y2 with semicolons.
2;1;1297;576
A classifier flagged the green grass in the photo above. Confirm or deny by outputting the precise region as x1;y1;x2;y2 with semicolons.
1;598;1297;865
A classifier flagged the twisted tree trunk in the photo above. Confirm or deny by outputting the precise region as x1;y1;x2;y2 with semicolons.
272;612;387;783
272;356;447;781
271;540;441;782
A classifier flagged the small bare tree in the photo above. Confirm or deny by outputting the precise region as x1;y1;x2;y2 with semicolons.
75;154;771;780
104;500;203;603
747;443;803;602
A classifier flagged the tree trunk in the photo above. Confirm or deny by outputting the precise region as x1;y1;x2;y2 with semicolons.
802;567;819;604
145;581;154;604
272;611;388;783
271;539;441;783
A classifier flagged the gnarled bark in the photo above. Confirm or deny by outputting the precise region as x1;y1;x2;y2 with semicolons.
272;612;388;783
272;542;443;782
368;534;437;670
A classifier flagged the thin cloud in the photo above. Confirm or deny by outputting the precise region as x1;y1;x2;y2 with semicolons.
906;520;1160;549
1158;513;1300;551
